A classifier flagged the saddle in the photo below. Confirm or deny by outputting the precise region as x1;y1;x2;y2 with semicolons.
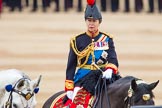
51;88;94;108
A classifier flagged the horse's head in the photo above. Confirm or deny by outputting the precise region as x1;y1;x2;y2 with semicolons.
4;75;42;108
129;79;159;106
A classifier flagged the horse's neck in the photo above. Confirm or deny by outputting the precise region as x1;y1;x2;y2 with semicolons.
0;90;4;106
108;79;131;95
106;77;134;108
0;89;9;107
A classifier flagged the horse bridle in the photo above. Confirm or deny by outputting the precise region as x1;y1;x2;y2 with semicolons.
124;80;152;108
124;86;134;108
5;77;35;108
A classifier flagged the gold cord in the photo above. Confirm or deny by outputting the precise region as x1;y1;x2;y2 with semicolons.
70;37;95;68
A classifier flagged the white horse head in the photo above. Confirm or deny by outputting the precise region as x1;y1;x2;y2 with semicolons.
0;69;42;108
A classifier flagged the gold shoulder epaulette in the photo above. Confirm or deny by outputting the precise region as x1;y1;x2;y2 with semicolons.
71;32;85;41
70;32;86;56
101;32;114;38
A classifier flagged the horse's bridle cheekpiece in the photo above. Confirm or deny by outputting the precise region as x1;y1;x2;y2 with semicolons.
5;77;39;108
124;80;151;108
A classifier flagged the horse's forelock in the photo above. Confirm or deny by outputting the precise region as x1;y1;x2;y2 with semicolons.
136;80;147;85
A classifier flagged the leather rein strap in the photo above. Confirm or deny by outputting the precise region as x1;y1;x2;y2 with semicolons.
92;75;111;108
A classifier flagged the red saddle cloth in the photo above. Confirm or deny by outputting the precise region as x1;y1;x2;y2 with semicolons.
51;89;93;108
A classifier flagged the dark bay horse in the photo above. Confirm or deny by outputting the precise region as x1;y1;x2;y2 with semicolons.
43;76;159;108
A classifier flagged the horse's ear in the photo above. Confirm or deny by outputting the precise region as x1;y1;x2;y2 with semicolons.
31;75;42;88
148;80;159;90
131;79;137;91
31;75;42;94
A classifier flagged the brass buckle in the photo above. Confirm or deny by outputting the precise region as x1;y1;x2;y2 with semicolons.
90;65;96;70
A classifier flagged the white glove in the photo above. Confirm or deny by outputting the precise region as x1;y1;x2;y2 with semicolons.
66;91;73;100
102;69;113;79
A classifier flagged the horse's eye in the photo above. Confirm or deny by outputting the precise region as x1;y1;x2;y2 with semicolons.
13;104;18;108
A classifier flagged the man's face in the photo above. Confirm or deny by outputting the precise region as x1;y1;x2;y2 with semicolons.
86;18;100;33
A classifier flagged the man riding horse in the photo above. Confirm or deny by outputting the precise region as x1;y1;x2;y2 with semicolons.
64;0;121;107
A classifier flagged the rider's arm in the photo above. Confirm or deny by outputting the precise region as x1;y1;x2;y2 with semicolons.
65;46;77;91
106;38;118;74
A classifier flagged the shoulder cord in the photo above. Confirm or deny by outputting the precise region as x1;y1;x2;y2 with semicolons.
70;37;95;68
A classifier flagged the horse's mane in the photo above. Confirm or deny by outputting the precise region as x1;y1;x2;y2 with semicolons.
109;76;135;88
11;69;30;80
